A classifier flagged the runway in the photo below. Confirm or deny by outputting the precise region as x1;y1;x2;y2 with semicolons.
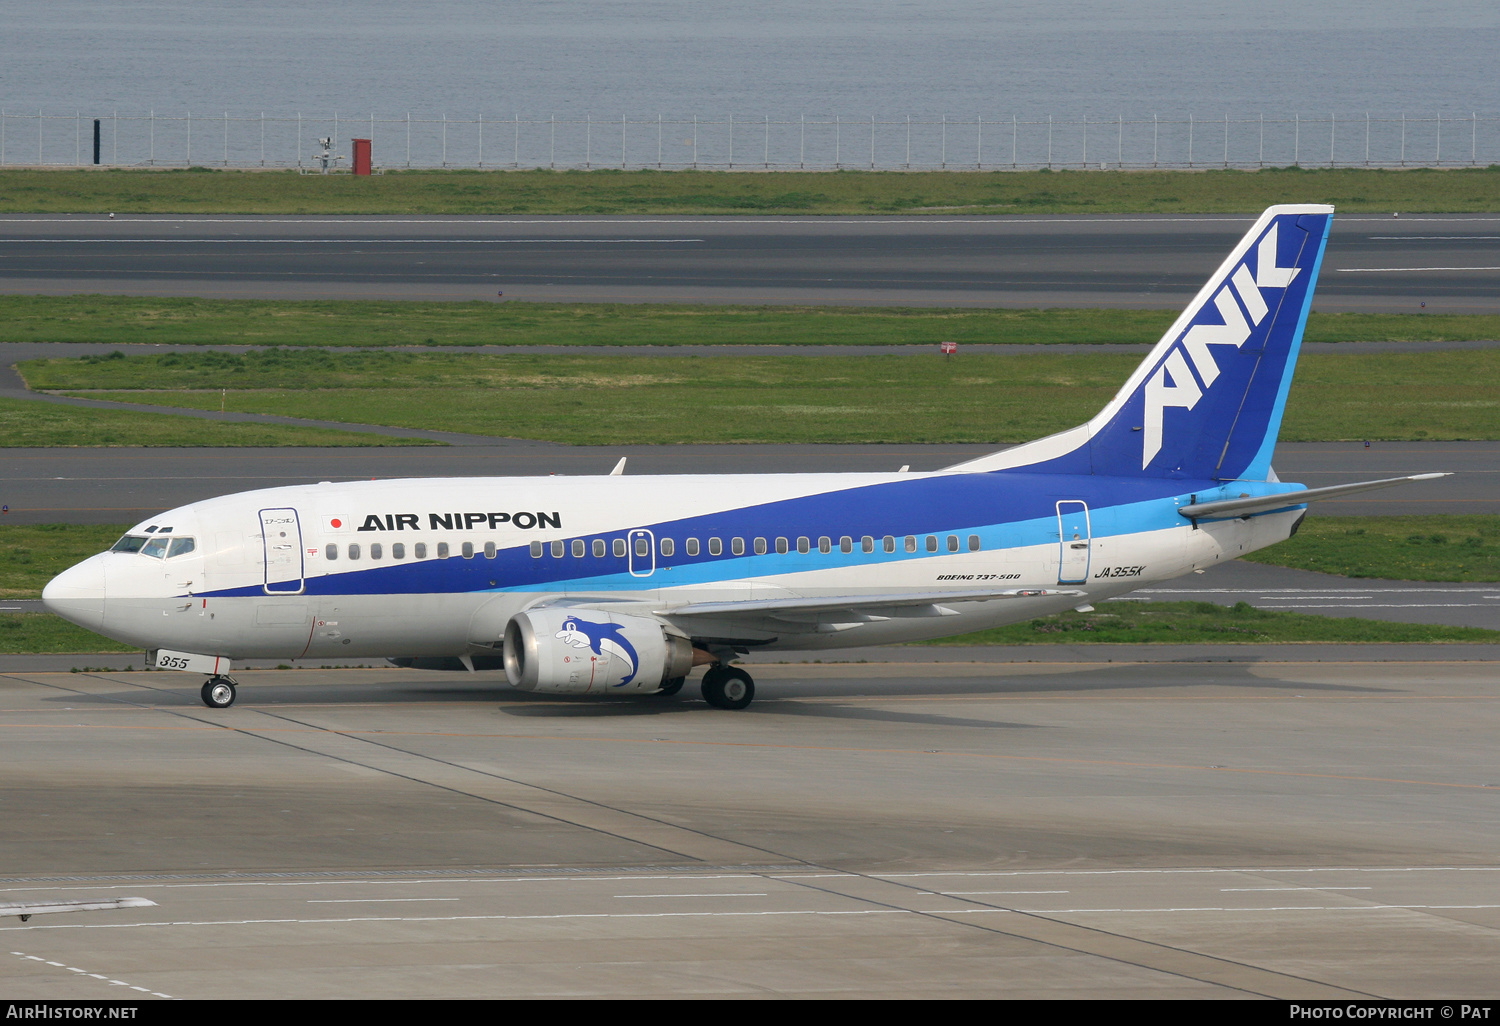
4;213;1500;312
1;657;1496;998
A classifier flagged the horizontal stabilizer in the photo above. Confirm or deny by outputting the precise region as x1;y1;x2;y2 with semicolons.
1178;473;1450;519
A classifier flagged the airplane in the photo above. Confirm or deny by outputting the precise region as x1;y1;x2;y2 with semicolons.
43;204;1445;711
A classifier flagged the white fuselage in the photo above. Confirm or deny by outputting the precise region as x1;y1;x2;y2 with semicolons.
43;471;1302;663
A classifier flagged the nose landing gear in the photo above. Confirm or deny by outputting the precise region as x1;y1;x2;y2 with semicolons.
200;676;238;709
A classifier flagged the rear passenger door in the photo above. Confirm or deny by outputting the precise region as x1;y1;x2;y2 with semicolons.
1056;501;1091;585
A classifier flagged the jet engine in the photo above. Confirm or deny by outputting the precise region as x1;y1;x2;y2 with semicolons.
503;608;693;694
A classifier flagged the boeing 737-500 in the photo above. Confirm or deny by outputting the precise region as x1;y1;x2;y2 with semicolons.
42;205;1445;710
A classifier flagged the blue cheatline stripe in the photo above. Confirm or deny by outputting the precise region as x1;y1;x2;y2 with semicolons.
197;472;1286;599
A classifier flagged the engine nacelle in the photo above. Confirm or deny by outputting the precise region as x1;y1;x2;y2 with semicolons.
503;608;693;694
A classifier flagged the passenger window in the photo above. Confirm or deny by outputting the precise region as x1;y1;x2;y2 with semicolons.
552;540;566;558
485;542;497;559
926;536;938;552
415;543;427;559
862;536;874;553
393;543;406;559
613;538;626;557
968;535;981;552
462;542;475;559
884;536;896;553
348;543;361;561
325;543;338;561
947;535;959;552
753;538;767;555
796;537;810;554
167;537;196;558
572;539;585;558
634;536;650;557
530;541;542;558
686;538;699;556
437;542;450;558
142;537;169;559
731;538;745;556
370;543;383;560
818;537;831;554
593;539;607;558
839;537;853;554
776;537;788;554
660;538;675;557
904;536;917;553
709;538;723;556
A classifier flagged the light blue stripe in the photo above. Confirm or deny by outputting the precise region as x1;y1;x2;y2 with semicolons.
1242;213;1333;481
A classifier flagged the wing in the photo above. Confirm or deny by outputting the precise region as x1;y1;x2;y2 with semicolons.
652;587;1084;635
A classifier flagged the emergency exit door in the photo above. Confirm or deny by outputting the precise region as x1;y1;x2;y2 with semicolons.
627;529;655;577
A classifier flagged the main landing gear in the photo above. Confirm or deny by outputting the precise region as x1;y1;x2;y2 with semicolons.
700;665;755;710
201;675;238;709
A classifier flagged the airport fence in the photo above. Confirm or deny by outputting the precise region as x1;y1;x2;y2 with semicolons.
2;109;1497;172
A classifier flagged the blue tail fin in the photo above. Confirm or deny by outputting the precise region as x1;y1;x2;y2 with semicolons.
952;204;1333;482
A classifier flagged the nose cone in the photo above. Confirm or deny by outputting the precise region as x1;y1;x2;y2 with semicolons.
43;555;106;631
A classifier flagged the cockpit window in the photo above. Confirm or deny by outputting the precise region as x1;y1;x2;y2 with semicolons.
113;533;194;558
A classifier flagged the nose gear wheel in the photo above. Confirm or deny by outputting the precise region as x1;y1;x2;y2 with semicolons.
201;676;237;709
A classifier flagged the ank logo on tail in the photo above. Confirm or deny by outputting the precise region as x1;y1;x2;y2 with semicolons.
1142;223;1302;468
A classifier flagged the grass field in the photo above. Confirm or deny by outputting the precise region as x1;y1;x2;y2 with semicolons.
1244;515;1500;581
0;614;136;654
926;600;1500;645
0;395;432;447
4;295;1498;349
1;524;125;598
22;349;1500;444
3;166;1499;215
